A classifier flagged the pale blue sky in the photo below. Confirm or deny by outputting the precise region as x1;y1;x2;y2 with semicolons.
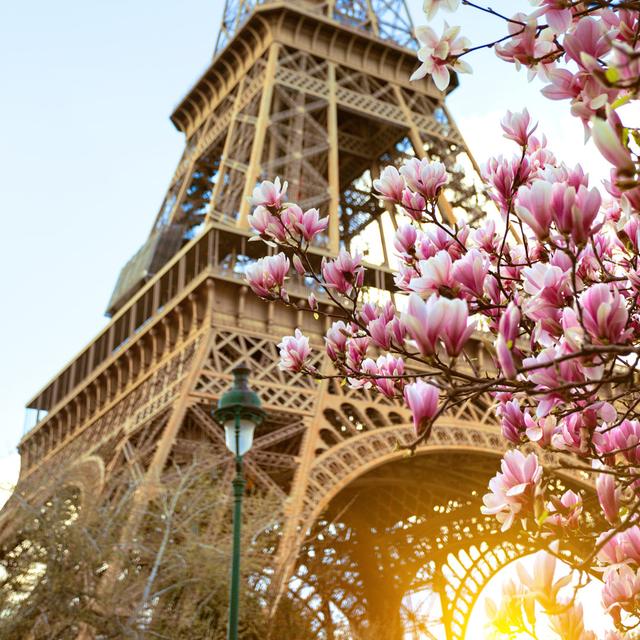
0;1;605;469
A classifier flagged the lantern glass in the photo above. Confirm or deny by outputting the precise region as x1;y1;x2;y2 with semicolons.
224;417;256;456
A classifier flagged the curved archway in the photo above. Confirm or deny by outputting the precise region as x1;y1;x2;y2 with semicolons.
282;434;595;640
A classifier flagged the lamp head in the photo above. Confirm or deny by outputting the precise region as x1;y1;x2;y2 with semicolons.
212;365;265;456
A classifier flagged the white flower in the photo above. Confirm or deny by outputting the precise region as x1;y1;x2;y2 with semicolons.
423;0;461;21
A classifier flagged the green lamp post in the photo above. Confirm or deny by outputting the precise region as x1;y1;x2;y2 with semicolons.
212;365;265;640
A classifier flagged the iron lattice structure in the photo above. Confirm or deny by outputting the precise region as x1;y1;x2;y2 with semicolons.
1;2;593;638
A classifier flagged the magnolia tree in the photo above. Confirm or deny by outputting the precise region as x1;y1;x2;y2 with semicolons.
244;0;640;635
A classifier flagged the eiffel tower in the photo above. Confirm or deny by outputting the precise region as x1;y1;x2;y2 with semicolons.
0;2;589;638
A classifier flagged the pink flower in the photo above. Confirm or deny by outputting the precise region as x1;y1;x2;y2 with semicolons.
592;116;635;174
402;294;474;357
515;180;553;239
526;413;558;446
451;249;489;298
402;293;443;355
542;68;581;102
404;380;439;437
325;321;351;361
516;548;572;612
440;297;475;356
393;224;418;259
248;205;286;241
373;165;405;202
561;307;585;350
374;354;405;398
598;530;628;567
278;329;310;372
400;159;448;201
622;214;640;252
602;566;640;622
601;419;640;464
550;605;597;640
481;450;543;531
551;184;602;245
495;335;517;379
250;177;288;209
579;283;629;345
422;0;460;20
483;155;531;213
501;108;538;146
597;472;621;524
410;250;455;296
400;189;427;221
281;205;329;242
321;250;365;295
346;336;370;371
532;0;573;35
499;302;521;345
563;17;611;69
497;399;527;444
545;489;583;531
411;23;471;91
622;526;640;566
495;13;555;78
244;254;289;299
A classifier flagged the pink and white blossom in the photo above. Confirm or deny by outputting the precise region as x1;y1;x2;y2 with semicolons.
278;329;310;372
322;250;365;295
579;284;629;345
400;159;448;201
404;379;440;436
481;450;543;531
411;23;472;91
373;165;405;202
250;177;288;209
245;254;289;299
501;108;538;146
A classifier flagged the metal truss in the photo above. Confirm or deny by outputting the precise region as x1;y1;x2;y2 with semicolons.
215;0;416;55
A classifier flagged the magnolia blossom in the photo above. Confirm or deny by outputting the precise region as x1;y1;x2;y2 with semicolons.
601;419;640;464
281;205;328;242
516;180;553;239
544;489;582;532
249;205;286;242
404;379;439;436
579;284;629;345
325;321;351;361
321;250;365;294
400;159;448;201
549;604;597;640
402;293;474;357
597;473;622;524
250;177;288;209
516;548;572;612
494;13;556;79
497;399;527;444
373;165;405;202
451;248;489;298
481;450;543;531
410;250;455;296
422;0;460;21
592;115;635;174
278;329;310;372
245;254;289;299
501;108;538;146
531;0;573;35
602;566;640;622
411;23;471;90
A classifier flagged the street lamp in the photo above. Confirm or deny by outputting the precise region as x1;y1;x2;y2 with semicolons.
212;365;265;640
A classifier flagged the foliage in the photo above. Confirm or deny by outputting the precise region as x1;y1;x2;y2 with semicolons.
0;462;314;639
